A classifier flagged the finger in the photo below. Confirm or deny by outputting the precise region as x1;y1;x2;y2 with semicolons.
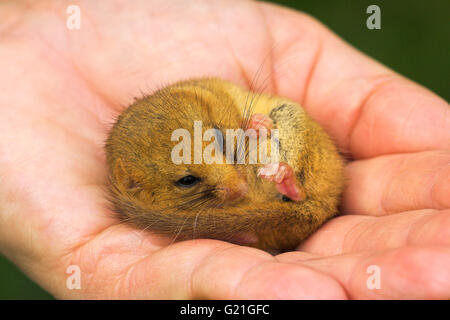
298;209;450;256
60;236;346;299
116;240;346;299
277;246;450;299
343;150;450;216
260;3;450;158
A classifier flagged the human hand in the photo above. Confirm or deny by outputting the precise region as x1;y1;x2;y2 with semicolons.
0;0;448;299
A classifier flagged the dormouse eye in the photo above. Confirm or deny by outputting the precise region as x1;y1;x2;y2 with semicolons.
176;175;201;188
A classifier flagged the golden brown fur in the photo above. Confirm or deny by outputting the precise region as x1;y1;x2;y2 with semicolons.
105;78;344;252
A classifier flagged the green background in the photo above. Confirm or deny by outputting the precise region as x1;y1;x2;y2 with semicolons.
0;0;448;299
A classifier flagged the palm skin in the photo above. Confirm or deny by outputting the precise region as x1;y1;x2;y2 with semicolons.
0;0;449;299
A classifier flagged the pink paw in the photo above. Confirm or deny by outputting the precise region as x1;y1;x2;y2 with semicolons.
247;113;273;138
258;162;305;201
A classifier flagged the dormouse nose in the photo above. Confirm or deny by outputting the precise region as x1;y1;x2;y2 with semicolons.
217;181;248;201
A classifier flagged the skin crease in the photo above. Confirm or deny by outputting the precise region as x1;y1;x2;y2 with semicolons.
0;0;448;299
105;78;344;252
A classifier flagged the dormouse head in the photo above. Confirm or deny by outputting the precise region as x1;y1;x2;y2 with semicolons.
106;82;261;216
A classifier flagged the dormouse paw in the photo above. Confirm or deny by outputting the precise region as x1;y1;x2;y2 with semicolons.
247;113;273;138
258;162;305;201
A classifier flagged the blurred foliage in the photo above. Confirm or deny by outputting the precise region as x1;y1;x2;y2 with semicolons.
0;0;447;300
0;254;53;299
273;0;449;101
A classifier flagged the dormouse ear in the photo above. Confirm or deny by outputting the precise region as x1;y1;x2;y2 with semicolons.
112;158;142;191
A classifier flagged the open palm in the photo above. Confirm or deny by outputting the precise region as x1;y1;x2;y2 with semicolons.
0;0;449;299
